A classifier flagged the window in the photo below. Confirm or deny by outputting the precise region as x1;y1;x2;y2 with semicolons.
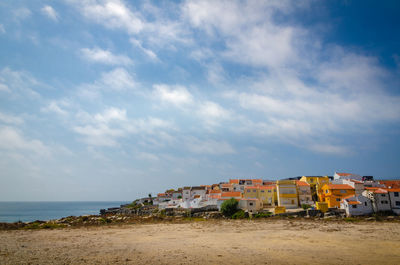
249;202;253;206
352;205;357;208
382;200;389;204
364;202;367;206
326;190;328;194
261;190;265;193
340;190;346;193
291;200;294;204
268;190;271;193
394;192;399;197
253;189;257;192
336;198;341;202
396;201;400;206
381;194;386;197
310;179;314;183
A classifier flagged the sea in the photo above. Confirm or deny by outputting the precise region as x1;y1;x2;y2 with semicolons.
0;201;129;223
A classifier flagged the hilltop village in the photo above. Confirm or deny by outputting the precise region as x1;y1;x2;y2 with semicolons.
133;172;400;217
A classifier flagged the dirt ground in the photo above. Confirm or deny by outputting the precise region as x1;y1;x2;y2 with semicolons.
1;219;400;265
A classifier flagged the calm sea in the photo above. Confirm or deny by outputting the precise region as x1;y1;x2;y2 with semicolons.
0;201;129;223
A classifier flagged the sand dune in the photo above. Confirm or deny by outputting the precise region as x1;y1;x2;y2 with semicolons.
1;219;400;264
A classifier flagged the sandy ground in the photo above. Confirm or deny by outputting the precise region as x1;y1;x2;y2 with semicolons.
1;219;400;265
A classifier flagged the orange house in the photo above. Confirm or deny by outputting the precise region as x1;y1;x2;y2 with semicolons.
321;184;355;208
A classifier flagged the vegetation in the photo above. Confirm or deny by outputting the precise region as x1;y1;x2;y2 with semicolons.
344;217;360;222
253;212;272;218
220;198;239;218
231;210;246;219
301;204;312;210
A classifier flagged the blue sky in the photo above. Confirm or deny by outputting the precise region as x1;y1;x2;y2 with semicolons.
0;0;399;201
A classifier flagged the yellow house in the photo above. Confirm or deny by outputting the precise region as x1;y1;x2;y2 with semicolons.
321;184;355;208
276;180;298;209
243;185;276;207
299;176;330;201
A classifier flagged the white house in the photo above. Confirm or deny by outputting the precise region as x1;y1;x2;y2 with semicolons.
172;191;182;199
387;189;400;215
363;188;391;213
334;172;363;181
239;198;263;213
182;187;191;201
190;186;207;200
340;195;373;217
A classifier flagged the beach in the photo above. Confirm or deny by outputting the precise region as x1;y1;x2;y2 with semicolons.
1;219;400;264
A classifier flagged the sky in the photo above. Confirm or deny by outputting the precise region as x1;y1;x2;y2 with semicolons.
0;0;400;201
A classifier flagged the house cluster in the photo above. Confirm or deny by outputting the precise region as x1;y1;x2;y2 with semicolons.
152;172;400;217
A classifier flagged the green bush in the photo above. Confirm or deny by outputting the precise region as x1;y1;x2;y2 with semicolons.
253;212;272;218
231;210;246;219
301;204;312;210
220;198;239;217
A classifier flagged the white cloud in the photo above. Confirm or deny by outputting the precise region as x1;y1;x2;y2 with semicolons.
79;68;136;98
68;0;191;48
100;68;135;91
153;84;193;106
0;24;5;34
0;83;10;92
0;112;24;125
197;101;231;129
185;137;236;155
73;107;175;147
13;7;32;21
41;100;70;116
137;152;159;161
308;144;351;155
69;0;144;34
80;47;133;65
0;126;49;155
0;67;41;98
41;5;59;22
130;38;158;60
182;0;298;68
94;107;126;123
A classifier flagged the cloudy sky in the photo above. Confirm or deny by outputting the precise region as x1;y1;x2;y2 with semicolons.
1;0;399;201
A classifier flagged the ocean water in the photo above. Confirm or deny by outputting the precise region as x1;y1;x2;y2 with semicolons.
0;201;129;223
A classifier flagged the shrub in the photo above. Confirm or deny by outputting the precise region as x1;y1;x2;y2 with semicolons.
301;204;312;210
231;210;246;219
253;212;272;218
220;198;239;217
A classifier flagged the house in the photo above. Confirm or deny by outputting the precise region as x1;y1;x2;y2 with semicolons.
334;172;363;181
228;179;263;192
243;185;276;207
190;186;207;200
220;191;242;200
239;198;263;213
362;188;391;213
276;180;299;209
333;179;365;196
379;180;400;189
207;189;222;201
182;187;191;201
340;195;373;217
156;193;171;203
320;184;355;208
387;189;400;215
172;191;182;199
300;176;330;201
296;181;313;206
220;183;234;192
